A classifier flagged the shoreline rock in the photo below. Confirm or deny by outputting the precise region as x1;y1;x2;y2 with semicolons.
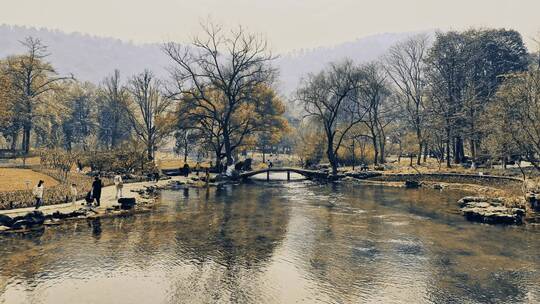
459;196;525;225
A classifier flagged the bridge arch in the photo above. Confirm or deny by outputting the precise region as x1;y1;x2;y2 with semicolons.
239;167;327;181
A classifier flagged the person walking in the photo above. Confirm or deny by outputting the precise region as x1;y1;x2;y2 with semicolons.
113;173;123;199
70;183;78;206
195;161;201;176
92;176;103;207
182;163;190;177
33;180;45;209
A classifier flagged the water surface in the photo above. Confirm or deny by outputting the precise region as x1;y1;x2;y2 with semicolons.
1;179;540;304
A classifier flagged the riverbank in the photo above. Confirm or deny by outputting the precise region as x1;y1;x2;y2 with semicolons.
342;171;531;224
0;176;193;233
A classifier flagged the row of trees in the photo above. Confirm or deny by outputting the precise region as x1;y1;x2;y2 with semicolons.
3;25;538;176
295;28;536;175
0;24;290;169
0;37;174;161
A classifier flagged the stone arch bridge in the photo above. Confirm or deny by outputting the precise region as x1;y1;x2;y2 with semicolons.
239;167;328;181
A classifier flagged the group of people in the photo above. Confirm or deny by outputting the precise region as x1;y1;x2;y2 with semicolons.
32;173;124;210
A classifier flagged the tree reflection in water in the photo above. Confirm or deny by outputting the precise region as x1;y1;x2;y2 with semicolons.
1;182;540;304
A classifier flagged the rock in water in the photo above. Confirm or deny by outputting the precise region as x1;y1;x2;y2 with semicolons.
118;197;136;210
0;214;13;227
11;219;30;229
459;197;525;225
405;180;420;189
24;211;45;227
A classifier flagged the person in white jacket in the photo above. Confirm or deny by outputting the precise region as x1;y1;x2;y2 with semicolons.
33;180;45;209
114;174;123;199
70;183;78;206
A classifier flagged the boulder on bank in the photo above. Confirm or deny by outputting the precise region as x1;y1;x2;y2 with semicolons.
459;197;525;225
51;209;91;220
405;180;420;189
25;211;45;227
345;171;382;179
0;214;13;227
5;211;45;229
118;197;136;210
527;193;540;211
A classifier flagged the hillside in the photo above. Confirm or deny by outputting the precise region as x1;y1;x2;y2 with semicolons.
0;25;424;95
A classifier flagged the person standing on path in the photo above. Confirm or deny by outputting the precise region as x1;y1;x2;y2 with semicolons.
70;183;78;206
33;180;45;209
113;174;123;199
195;161;201;176
92;176;103;207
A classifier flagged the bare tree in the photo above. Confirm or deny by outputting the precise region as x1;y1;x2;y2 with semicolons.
163;23;277;166
357;62;393;165
128;70;175;160
98;70;132;149
385;35;429;165
296;60;364;176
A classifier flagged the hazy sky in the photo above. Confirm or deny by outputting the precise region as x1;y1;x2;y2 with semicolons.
2;0;539;51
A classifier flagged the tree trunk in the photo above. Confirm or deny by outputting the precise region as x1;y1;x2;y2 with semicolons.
223;129;233;166
214;150;222;172
372;135;379;166
147;143;154;161
22;125;31;154
470;138;476;166
445;127;451;168
416;142;422;165
454;137;464;164
397;141;402;163
111;121;117;149
10;132;18;152
183;145;188;164
379;135;386;164
326;134;338;176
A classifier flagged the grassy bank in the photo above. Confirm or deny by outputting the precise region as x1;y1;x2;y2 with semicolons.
0;169;112;210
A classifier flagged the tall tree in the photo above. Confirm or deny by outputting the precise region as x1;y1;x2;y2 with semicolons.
164;23;277;165
4;37;71;153
460;29;528;164
254;87;290;162
61;82;98;151
127;70;175;160
426;31;469;167
385;35;429;165
296;60;363;175
97;70;132;149
357;62;393;165
489;69;540;171
426;29;528;167
0;61;19;150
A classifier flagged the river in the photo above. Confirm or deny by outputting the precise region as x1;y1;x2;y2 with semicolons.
1;177;540;303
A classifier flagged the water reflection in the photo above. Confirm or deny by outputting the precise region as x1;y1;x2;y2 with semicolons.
1;182;540;303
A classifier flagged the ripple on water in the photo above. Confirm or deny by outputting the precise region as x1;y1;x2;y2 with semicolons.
1;183;539;304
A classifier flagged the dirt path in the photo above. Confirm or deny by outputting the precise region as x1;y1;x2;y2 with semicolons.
0;176;183;217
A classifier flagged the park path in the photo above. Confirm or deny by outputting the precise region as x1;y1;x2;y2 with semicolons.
0;176;183;217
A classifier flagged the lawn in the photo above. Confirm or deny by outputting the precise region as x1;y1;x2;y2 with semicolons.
0;168;59;192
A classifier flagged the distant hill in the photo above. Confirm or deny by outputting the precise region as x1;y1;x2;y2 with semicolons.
0;25;426;95
0;25;170;84
276;32;428;94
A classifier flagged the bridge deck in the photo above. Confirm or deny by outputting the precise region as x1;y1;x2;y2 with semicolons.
240;167;327;180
